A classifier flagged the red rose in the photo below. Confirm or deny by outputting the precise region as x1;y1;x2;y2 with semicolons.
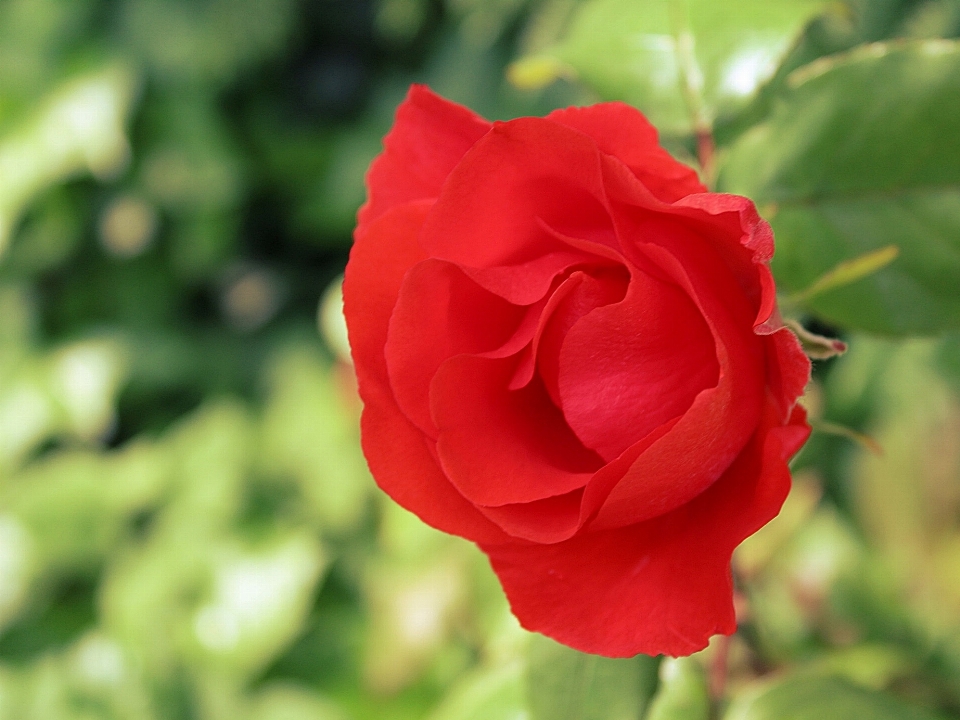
343;86;811;658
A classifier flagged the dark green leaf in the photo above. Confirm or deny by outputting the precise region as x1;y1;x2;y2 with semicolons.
718;40;960;334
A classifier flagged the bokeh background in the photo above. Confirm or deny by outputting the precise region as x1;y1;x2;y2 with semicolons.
2;0;960;719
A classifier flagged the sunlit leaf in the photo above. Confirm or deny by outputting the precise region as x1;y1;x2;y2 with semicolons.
510;0;830;133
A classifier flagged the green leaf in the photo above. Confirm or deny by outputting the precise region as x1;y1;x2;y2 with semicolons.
724;675;944;720
527;635;659;720
718;40;960;335
511;0;829;134
645;657;710;720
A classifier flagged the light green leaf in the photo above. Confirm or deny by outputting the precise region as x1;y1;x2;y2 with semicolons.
527;635;658;720
511;0;829;134
724;675;944;720
718;40;960;335
427;660;528;720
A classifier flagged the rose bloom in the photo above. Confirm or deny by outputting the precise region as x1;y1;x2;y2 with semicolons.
343;86;811;658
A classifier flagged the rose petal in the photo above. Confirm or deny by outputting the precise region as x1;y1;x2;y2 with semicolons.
507;271;590;392
359;85;491;226
344;200;432;388
360;378;511;545
460;250;589;305
598;155;779;333
419;118;618;269
534;267;630;407
547;102;706;203
478;489;584;542
481;399;810;658
763;327;811;421
431;356;601;506
674;193;778;330
386;259;528;436
344;201;508;544
580;235;765;530
557;261;719;461
477;418;679;543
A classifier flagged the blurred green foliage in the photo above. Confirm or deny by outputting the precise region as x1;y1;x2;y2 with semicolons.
3;0;960;719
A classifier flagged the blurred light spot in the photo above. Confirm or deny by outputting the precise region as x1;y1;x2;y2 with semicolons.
0;384;51;465
659;656;682;682
390;566;460;650
396;584;447;645
365;562;463;693
52;341;126;441
222;268;282;332
0;516;31;623
721;44;780;97
318;276;351;364
632;34;679;89
194;541;324;653
74;634;126;685
194;606;241;651
920;39;954;55
49;80;131;179
99;195;159;258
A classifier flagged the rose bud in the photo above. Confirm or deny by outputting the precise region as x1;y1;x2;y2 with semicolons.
343;85;811;658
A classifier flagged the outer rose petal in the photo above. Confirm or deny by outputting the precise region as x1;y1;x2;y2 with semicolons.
419;118;618;269
482;401;810;658
359;85;491;226
764;327;812;422
547;103;706;202
345;201;431;388
593;152;778;335
344;201;509;544
360;377;511;545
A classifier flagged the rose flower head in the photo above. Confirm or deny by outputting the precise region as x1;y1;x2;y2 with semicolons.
343;86;811;658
